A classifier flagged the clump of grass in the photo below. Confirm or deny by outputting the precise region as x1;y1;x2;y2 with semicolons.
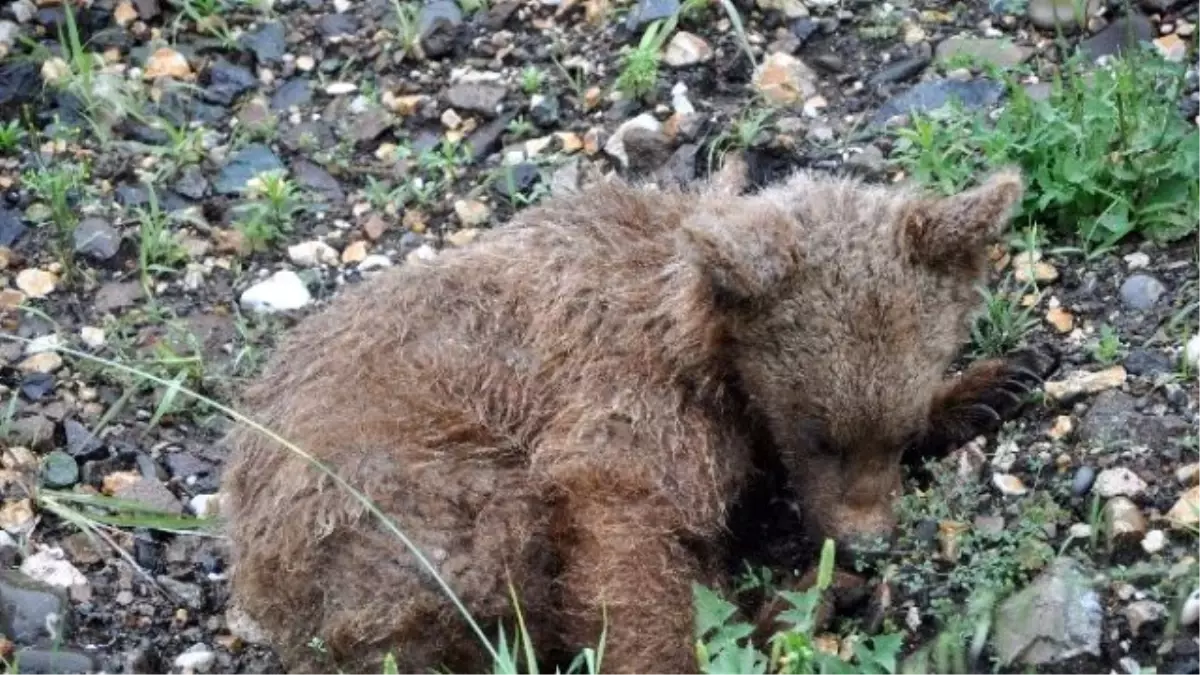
232;169;306;252
1091;324;1123;365
0;120;26;154
614;18;675;100
391;0;424;61
520;66;546;95
133;186;191;294
891;46;1199;253
969;277;1039;358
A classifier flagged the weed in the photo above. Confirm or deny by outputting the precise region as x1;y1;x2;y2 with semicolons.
418;139;472;186
493;164;549;207
1091;325;1123;365
363;177;409;215
520;66;546;95
969;277;1039;358
458;0;487;14
0;120;25;154
232;170;306;251
391;0;424;61
133;187;191;293
614;19;675;100
707;107;772;173
21;161;90;271
506;115;536;139
891;47;1199;250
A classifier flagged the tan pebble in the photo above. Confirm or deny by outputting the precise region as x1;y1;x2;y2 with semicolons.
341;240;368;264
938;520;969;561
1045;306;1074;333
555;132;583;153
113;0;138;26
992;473;1027;496
102;470;143;495
403;210;427;234
583;128;602;155
453;200;490;227
362;215;388;241
0;289;23;310
1044;366;1126;401
18;352;62;374
15;268;57;298
1;447;36;469
446;229;479;247
0;499;33;535
1048;415;1073;440
143;47;192;80
1176;463;1200;487
1154;34;1186;62
1167;486;1199;530
583;86;603;111
440;108;462;129
1014;260;1058;283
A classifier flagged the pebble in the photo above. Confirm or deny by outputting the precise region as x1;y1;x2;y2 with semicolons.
15;269;57;298
1140;529;1165;555
453;200;491;226
19;547;88;594
1045;306;1074;333
993;473;1027;496
1094;467;1147;499
0;499;34;535
1068;522;1093;540
664;31;712;67
73;217;121;261
1071;466;1096;496
1166;486;1199;530
1123;252;1150;270
1119;274;1165;311
0;569;70;644
189;494;222;518
1103;497;1147;548
445;81;507;116
753;51;818;106
1154;33;1187;62
18;352;62;374
341;241;368;264
1185;335;1200;371
113;478;183;515
287;241;339;267
1176;463;1199;487
935;37;1031;68
1181;589;1199;626
239;271;313;313
79;326;105;348
173;644;216;673
1124;599;1166;637
359;255;391;271
143;47;191;80
1044;366;1126;401
40;451;78;489
603;113;660;168
1014;260;1059;284
1027;0;1098;31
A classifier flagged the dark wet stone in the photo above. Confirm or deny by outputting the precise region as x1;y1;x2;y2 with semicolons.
20;373;55;402
869;55;931;87
115;185;149;208
530;94;560;127
173;165;208;200
270;78;312;111
133;0;161;19
317;13;359;39
73;217;121;261
871;78;1005;127
492;162;541;199
419;0;463;58
163;452;213;480
446;82;507;116
809;53;845;73
1079;14;1154;61
346;107;395;143
133;531;161;573
0;570;70;644
114;479;182;515
204;59;257;106
914;518;939;546
790;17;819;43
11;648;96;675
654;143;698;187
480;0;519;29
467;114;511;161
1124;349;1173;377
214;144;284;195
0;207;27;247
41;451;79;489
281;120;335;152
1119;274;1165;311
291;159;345;203
1071;466;1096;496
157;576;203;610
625;0;679;30
64;419;105;460
155;90;228;126
623;126;674;176
0;62;40;109
241;22;286;64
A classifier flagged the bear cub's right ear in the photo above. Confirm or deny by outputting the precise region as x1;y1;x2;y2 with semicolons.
677;206;800;312
901;168;1024;271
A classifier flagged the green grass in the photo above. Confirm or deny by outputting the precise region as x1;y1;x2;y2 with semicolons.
614;19;674;100
134;186;191;294
520;66;546;95
0;120;26;154
1091;324;1123;365
391;0;423;61
232;169;306;252
969;277;1039;358
890;46;1198;253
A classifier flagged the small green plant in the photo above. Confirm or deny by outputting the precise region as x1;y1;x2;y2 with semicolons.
363;177;409;214
614;19;675;100
391;0;424;61
891;46;1199;251
1091;325;1123;365
418;139;472;186
457;0;487;14
506;115;535;139
133;187;190;293
0;120;26;154
969;277;1039;358
232;170;306;251
520;66;546;95
21;161;90;271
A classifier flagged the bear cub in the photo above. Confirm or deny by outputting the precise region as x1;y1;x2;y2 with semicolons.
223;163;1041;673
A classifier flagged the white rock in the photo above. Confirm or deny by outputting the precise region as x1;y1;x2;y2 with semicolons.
603;113;661;168
226;605;271;644
992;473;1027;496
1123;252;1150;270
1044;366;1126;401
358;254;392;271
15;269;57;298
239;271;313;313
287;240;339;267
324;81;358;95
1182;589;1199;626
406;245;438;264
188;494;222;519
25;334;61;354
1094;467;1148;499
79;326;106;348
1140;529;1165;554
1185;335;1200;370
663;31;713;67
992;439;1019;472
1068;522;1093;540
20;547;88;592
174;644;216;673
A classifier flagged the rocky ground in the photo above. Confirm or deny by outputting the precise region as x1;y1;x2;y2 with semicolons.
0;0;1196;671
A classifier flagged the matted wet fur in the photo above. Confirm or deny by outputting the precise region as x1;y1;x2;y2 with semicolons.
222;161;1040;673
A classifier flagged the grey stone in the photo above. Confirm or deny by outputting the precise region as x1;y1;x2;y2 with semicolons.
529;94;560;127
316;13;358;40
72;218;120;261
872;79;1005;127
1119;274;1165;311
63;420;103;460
446;82;507;116
868;55;930;86
345;107;395;143
204;59;257;105
1124;600;1166;637
935;37;1032;69
1079;14;1154;61
993;557;1102;666
94;281;143;313
240;22;286;64
10;648;96;674
9;415;54;451
173;165;208;200
157;575;203;610
281;121;335;152
418;0;462;58
465;114;510;161
0;207;27;247
213;144;284;195
40;451;79;489
654;143;699;188
1123;349;1173;377
623;126;674;176
1027;0;1099;31
845;145;886;176
113;479;182;516
270;78;312;111
0;570;70;645
1071;466;1096;496
625;0;679;30
291;159;344;203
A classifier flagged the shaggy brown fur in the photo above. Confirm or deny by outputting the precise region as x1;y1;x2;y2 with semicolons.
223;165;1033;674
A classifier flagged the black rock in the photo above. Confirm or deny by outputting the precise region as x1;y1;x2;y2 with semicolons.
869;55;931;87
63;419;105;460
132;531;162;573
73;217;121;261
1124;349;1173;377
466;114;511;161
19;373;55;402
1070;465;1096;496
155;90;229;126
173;165;208;200
419;0;463;58
270;78;312;111
204;59;257;106
0;207;28;247
241;22;286;65
291;159;345;203
213;144;284;195
655;143;699;187
625;0;679;30
492;162;541;199
317;13;359;40
914;518;939;546
790;17;818;44
163;452;213;480
0;62;40;110
1079;14;1154;61
0;570;70;645
529;94;560;127
871;79;1005;127
480;0;519;29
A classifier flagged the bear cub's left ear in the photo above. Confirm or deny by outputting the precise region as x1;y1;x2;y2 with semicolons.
902;168;1024;270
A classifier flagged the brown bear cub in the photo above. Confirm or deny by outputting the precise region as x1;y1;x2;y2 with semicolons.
223;163;1041;674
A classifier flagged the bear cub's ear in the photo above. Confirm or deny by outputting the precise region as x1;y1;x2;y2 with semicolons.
677;206;798;311
902;168;1024;270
